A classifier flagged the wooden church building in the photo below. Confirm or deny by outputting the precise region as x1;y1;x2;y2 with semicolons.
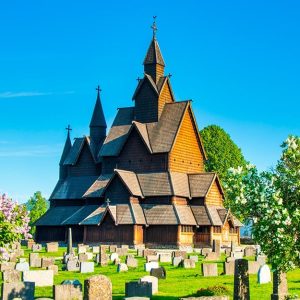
36;20;242;247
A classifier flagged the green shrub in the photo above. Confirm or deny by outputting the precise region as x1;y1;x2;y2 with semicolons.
195;285;230;296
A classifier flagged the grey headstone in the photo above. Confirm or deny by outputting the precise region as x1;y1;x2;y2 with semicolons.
1;282;34;300
150;267;166;279
172;256;183;267
202;263;218;276
46;242;58;252
126;257;138;268
224;261;235;275
84;274;112;300
205;252;220;261
66;259;80;271
80;262;94;273
182;259;195;269
159;253;172;263
234;259;250;300
212;239;221;255
42;257;55;268
125;281;152;298
30;253;41;268
146;255;158;262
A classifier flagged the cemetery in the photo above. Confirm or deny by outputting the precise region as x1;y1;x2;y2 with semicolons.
0;239;300;299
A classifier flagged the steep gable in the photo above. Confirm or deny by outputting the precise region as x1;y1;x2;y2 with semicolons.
205;179;224;206
158;78;174;118
169;106;205;173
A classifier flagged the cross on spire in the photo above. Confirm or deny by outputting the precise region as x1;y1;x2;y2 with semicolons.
65;125;72;133
151;16;158;39
96;85;102;94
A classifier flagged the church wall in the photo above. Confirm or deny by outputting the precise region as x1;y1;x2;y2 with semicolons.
135;81;159;123
68;144;101;177
169;108;205;173
104;176;131;204
101;157;118;174
36;226;66;242
118;129;167;173
205;181;223;206
171;196;188;205
144;225;178;245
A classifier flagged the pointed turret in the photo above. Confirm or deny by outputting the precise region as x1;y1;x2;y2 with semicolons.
89;86;107;147
59;125;72;179
143;17;165;83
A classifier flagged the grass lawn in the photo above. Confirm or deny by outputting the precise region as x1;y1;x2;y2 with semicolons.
1;247;300;299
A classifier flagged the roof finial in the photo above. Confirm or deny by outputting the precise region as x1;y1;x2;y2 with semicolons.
151;16;158;39
106;198;110;207
96;85;102;95
65;125;72;135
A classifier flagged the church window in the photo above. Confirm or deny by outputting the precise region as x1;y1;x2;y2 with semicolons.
213;226;222;233
182;225;193;233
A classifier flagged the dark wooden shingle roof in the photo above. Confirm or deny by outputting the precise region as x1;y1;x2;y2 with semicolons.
142;204;178;225
191;206;211;226
143;38;165;66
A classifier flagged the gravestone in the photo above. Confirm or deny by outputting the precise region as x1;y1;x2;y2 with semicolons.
137;248;144;257
46;242;58;252
224;261;235;275
212;240;221;255
92;246;100;254
258;265;271;284
232;251;244;259
86;252;93;260
159;253;172;263
9;252;17;262
182;259;195;269
173;256;183;267
84;274;112;300
19;258;26;263
30;252;41;268
79;253;88;262
271;271;288;300
0;262;15;272
202;263;218;276
2;270;21;283
109;245;117;253
117;263;128;272
256;255;267;266
67;227;73;255
225;248;232;256
27;239;35;249
201;248;212;256
205;252;220;261
173;250;187;258
244;246;256;257
248;261;260;274
189;255;198;262
96;253;109;266
42;257;55;268
110;252;119;262
23;270;54;287
78;245;88;254
15;261;29;272
116;247;127;256
143;249;156;257
150;267;166;279
125;281;152;298
54;284;83;300
1;282;35;300
234;259;250;300
231;241;236;252
140;275;158;294
32;243;42;252
67;259;80;271
226;257;235;263
80;262;94;273
126;257;138;268
144;262;159;272
47;264;58;275
146;255;158;262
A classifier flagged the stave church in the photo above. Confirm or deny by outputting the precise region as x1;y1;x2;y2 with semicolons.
36;19;242;247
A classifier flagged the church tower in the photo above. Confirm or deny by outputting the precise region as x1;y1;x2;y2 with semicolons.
89;86;107;149
59;125;72;179
133;17;174;123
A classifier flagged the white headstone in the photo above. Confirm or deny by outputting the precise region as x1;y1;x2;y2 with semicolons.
23;270;54;287
80;262;94;273
258;264;271;284
144;262;159;272
140;275;158;294
86;252;93;260
15;262;29;272
110;252;119;262
117;263;128;272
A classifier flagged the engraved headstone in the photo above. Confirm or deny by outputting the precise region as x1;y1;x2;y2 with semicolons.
67;259;80;271
84;274;112;300
234;259;250;300
202;263;218;276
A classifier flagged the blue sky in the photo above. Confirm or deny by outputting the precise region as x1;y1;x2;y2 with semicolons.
0;0;299;203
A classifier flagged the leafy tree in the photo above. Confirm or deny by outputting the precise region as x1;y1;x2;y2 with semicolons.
0;194;31;261
26;191;48;236
225;135;300;272
200;125;247;183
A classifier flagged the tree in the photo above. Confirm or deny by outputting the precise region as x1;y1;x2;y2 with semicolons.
26;191;48;236
200;125;247;183
225;135;300;272
0;194;31;261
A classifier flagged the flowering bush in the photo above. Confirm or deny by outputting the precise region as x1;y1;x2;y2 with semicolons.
225;136;300;272
0;194;31;261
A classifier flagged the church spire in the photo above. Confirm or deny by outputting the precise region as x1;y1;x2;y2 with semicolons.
59;125;72;179
143;16;165;82
89;86;107;145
